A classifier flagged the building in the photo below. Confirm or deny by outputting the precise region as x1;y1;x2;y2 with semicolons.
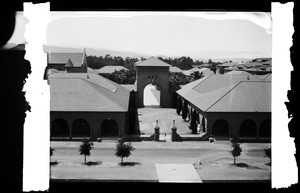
222;58;272;75
97;65;128;74
177;74;271;141
46;51;88;73
134;56;174;108
49;73;131;140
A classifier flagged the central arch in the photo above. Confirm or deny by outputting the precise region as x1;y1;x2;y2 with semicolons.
135;57;173;108
212;119;229;139
143;83;161;107
101;119;119;138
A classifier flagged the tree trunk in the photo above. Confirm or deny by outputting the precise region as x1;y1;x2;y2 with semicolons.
84;155;86;164
121;157;123;163
234;157;236;165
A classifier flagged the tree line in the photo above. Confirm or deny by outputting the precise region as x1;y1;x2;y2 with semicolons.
87;54;221;71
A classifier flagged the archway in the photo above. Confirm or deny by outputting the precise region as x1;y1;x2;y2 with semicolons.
72;119;90;137
212;119;229;138
259;119;271;138
101;119;119;138
239;119;257;138
51;119;69;137
143;83;161;107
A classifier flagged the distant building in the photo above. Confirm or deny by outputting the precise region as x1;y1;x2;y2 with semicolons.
222;58;272;75
216;62;238;74
49;73;131;140
177;74;271;141
97;65;128;75
46;51;88;73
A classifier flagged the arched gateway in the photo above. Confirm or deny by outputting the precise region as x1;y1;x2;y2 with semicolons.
135;57;173;108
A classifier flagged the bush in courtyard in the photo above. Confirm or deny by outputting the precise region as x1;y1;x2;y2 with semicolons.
176;97;183;115
50;147;55;157
229;142;242;165
79;139;94;164
264;147;271;165
189;109;197;134
182;100;188;121
115;140;135;164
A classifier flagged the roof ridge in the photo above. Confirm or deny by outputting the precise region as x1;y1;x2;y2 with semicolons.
81;79;127;111
205;81;243;112
191;74;213;90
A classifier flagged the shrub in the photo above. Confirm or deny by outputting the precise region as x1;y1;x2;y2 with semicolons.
50;147;55;157
182;100;188;121
176;97;182;115
264;147;271;165
229;142;242;165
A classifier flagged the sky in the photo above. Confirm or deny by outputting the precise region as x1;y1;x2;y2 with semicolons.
9;11;272;59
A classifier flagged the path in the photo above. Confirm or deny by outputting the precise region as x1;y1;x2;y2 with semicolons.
155;164;202;183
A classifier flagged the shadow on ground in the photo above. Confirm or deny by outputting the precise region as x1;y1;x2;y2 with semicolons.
50;161;60;166
84;161;102;166
119;162;141;167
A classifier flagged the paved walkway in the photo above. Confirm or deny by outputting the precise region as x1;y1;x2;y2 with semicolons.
138;108;193;135
155;164;202;183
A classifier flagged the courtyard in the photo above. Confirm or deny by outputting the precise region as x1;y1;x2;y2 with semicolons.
138;108;193;136
50;141;271;183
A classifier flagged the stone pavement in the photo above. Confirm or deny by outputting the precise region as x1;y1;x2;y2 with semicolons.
155;164;202;183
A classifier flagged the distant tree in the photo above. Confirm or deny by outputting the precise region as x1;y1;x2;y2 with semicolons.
208;59;213;64
182;100;188;121
115;140;135;164
79;139;94;164
229;142;242;165
264;147;271;165
176;97;183;115
190;71;203;81
189;109;198;134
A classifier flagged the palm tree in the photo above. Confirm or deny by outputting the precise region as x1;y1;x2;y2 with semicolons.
182;100;188;121
176;97;183;115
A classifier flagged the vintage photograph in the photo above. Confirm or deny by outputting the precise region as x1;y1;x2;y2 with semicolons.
9;11;272;184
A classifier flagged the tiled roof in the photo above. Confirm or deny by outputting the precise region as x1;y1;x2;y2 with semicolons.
177;74;270;113
169;66;183;73
225;70;252;75
47;53;85;67
183;67;202;75
218;62;238;67
97;66;128;74
49;73;130;112
121;84;137;92
134;57;171;67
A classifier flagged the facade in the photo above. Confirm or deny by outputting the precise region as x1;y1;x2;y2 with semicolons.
177;74;271;141
49;73;130;140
